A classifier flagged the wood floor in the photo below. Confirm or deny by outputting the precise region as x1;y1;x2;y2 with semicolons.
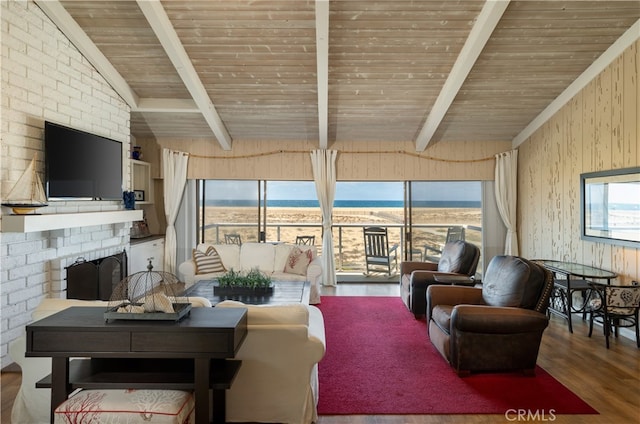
2;283;639;424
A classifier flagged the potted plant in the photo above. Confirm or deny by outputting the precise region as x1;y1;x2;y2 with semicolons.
214;268;273;295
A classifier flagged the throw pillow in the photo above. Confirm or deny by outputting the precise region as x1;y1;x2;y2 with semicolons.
284;246;313;276
193;247;225;275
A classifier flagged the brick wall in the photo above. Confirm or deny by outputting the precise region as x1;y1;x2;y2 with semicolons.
0;1;131;367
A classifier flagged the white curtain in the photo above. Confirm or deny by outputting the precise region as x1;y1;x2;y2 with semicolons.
495;150;519;255
311;149;337;287
163;148;189;274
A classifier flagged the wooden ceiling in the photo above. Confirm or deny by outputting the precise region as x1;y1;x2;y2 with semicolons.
37;0;639;151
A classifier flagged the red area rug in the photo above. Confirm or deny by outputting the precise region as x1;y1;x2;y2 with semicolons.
316;296;597;415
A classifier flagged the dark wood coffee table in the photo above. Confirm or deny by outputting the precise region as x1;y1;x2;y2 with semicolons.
183;280;311;306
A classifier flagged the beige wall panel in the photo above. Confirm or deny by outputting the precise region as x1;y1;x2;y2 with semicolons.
624;44;639;279
518;41;639;284
567;96;584;262
517;139;531;256
582;79;597;176
637;41;640;166
581;78;598;265
154;138;509;182
611;54;627;275
596;67;613;172
596;67;614;272
519;130;542;257
550;112;564;258
612;54;625;169
539;122;554;259
635;42;640;281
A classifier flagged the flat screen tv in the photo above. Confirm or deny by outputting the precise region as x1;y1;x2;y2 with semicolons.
45;121;123;200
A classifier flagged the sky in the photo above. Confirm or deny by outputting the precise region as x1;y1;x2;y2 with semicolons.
204;181;481;201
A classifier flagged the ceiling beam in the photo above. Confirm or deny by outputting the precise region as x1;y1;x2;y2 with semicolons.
34;0;139;108
316;0;329;149
512;18;640;148
136;0;232;150
415;0;510;151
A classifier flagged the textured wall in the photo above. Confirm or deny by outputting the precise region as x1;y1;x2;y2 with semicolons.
518;41;639;283
0;1;130;367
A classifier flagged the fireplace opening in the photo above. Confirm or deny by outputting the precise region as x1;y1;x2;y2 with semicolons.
66;251;128;300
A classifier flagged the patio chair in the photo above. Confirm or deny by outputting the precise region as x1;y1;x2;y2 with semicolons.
587;282;640;348
224;233;242;245
296;235;315;245
424;226;465;261
363;227;399;276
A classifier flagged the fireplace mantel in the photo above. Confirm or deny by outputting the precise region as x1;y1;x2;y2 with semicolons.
1;210;142;233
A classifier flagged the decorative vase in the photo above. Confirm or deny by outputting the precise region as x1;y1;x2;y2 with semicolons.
123;191;136;210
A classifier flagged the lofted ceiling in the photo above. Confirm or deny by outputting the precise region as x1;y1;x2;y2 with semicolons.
36;0;640;151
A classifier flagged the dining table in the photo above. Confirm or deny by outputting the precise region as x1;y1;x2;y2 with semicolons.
536;260;617;333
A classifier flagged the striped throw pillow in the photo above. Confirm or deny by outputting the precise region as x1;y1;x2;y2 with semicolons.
193;247;226;275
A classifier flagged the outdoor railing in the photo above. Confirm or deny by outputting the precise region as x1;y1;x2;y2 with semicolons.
201;222;482;273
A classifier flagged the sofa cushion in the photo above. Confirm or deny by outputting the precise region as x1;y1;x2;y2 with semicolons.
217;300;309;326
193;247;225;274
198;243;241;271
240;243;276;273
284;246;313;275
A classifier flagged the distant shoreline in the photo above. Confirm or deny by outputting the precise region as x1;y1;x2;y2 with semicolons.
205;200;481;208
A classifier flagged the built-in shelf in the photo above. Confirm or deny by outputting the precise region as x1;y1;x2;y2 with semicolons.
131;159;152;205
1;210;143;233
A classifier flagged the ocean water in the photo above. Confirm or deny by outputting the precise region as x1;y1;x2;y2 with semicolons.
206;199;481;208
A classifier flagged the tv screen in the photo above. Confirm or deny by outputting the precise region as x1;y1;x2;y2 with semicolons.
45;121;123;200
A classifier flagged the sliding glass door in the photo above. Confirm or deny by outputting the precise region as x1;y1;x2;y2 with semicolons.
199;180;260;244
406;181;482;263
197;179;482;275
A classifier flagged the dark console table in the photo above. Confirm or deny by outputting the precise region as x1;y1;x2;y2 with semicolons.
26;306;248;424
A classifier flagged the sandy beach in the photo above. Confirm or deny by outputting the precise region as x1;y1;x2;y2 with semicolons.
203;207;482;272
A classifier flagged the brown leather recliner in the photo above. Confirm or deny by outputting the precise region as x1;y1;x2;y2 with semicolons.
427;255;553;376
400;240;480;319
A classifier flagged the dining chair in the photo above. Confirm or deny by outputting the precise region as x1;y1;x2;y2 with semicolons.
224;233;242;245
295;235;315;245
587;282;640;348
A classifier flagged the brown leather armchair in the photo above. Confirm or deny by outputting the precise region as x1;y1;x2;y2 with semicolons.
427;255;553;376
400;240;480;319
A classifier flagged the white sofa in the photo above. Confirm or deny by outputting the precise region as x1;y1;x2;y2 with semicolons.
10;297;326;424
9;296;211;424
216;300;326;423
178;242;323;304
